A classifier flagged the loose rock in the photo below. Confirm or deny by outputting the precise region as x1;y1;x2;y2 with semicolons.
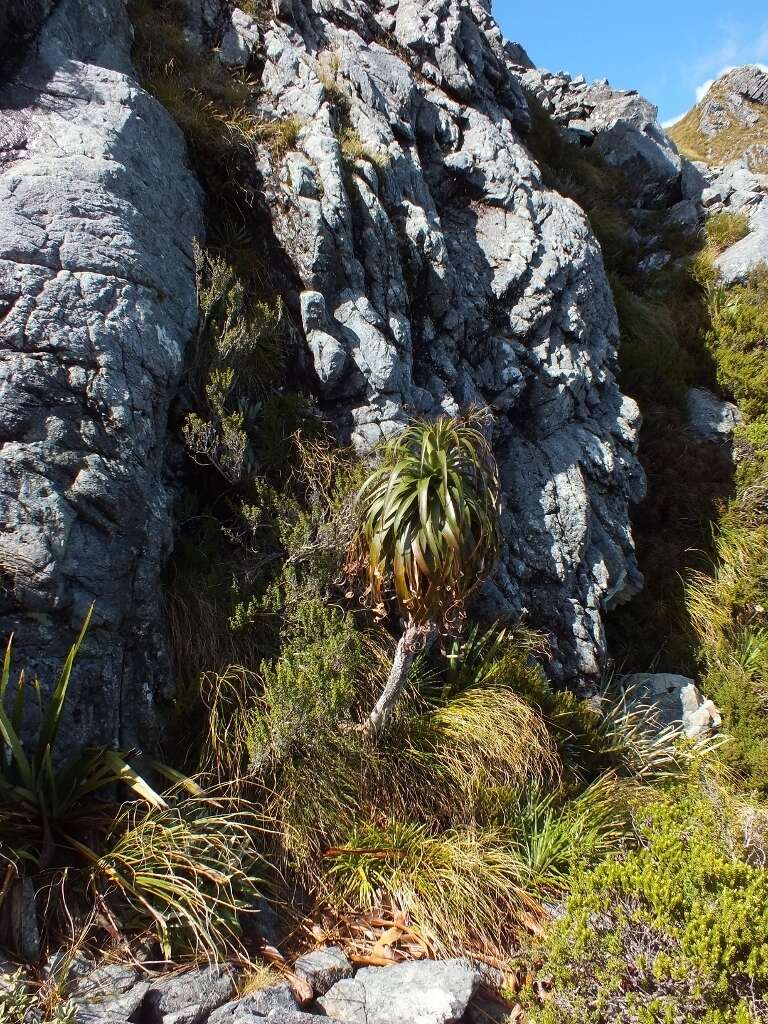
316;958;482;1024
622;673;722;739
687;387;742;444
293;947;353;996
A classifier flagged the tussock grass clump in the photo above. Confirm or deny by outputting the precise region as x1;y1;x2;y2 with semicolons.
339;128;389;172
200;610;682;959
705;210;751;254
95;794;265;960
129;0;301;165
0;618;265;963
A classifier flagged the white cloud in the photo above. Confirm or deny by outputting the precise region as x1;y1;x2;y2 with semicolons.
695;76;717;102
662;113;686;128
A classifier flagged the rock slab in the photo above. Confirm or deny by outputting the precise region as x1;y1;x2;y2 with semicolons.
316;958;482;1024
0;0;203;751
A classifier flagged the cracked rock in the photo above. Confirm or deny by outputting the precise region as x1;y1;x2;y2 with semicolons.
252;0;647;683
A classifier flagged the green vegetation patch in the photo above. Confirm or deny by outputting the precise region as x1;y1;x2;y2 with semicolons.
524;785;768;1023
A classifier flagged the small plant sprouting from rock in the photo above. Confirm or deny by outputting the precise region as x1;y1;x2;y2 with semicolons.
182;245;285;484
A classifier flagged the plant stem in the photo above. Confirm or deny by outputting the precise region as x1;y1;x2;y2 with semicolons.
366;621;433;734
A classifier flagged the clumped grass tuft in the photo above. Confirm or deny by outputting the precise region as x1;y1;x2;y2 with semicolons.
339;128;389;172
198;615;678;957
95;793;265;961
0;619;265;963
705;210;751;254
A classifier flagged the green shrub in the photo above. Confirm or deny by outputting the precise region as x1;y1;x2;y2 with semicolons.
525;785;768;1023
706;267;768;419
182;245;286;484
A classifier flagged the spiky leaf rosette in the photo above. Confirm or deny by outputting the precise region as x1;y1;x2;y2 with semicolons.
348;416;502;633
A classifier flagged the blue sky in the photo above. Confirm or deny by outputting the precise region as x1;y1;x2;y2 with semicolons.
492;1;768;125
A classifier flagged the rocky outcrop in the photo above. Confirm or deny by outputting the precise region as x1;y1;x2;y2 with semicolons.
0;0;649;701
517;67;683;204
683;157;768;283
0;0;204;751
670;65;768;173
205;0;647;682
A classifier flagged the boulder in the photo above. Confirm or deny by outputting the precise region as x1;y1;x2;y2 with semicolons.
316;958;482;1024
209;982;298;1022
0;0;56;70
687;387;742;443
293;947;353;996
715;198;768;284
143;966;237;1024
622;673;722;739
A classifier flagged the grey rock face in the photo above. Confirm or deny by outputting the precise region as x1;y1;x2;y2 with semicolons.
316;958;481;1024
252;0;646;681
293;946;353;996
622;672;722;740
687;387;742;444
0;0;204;751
